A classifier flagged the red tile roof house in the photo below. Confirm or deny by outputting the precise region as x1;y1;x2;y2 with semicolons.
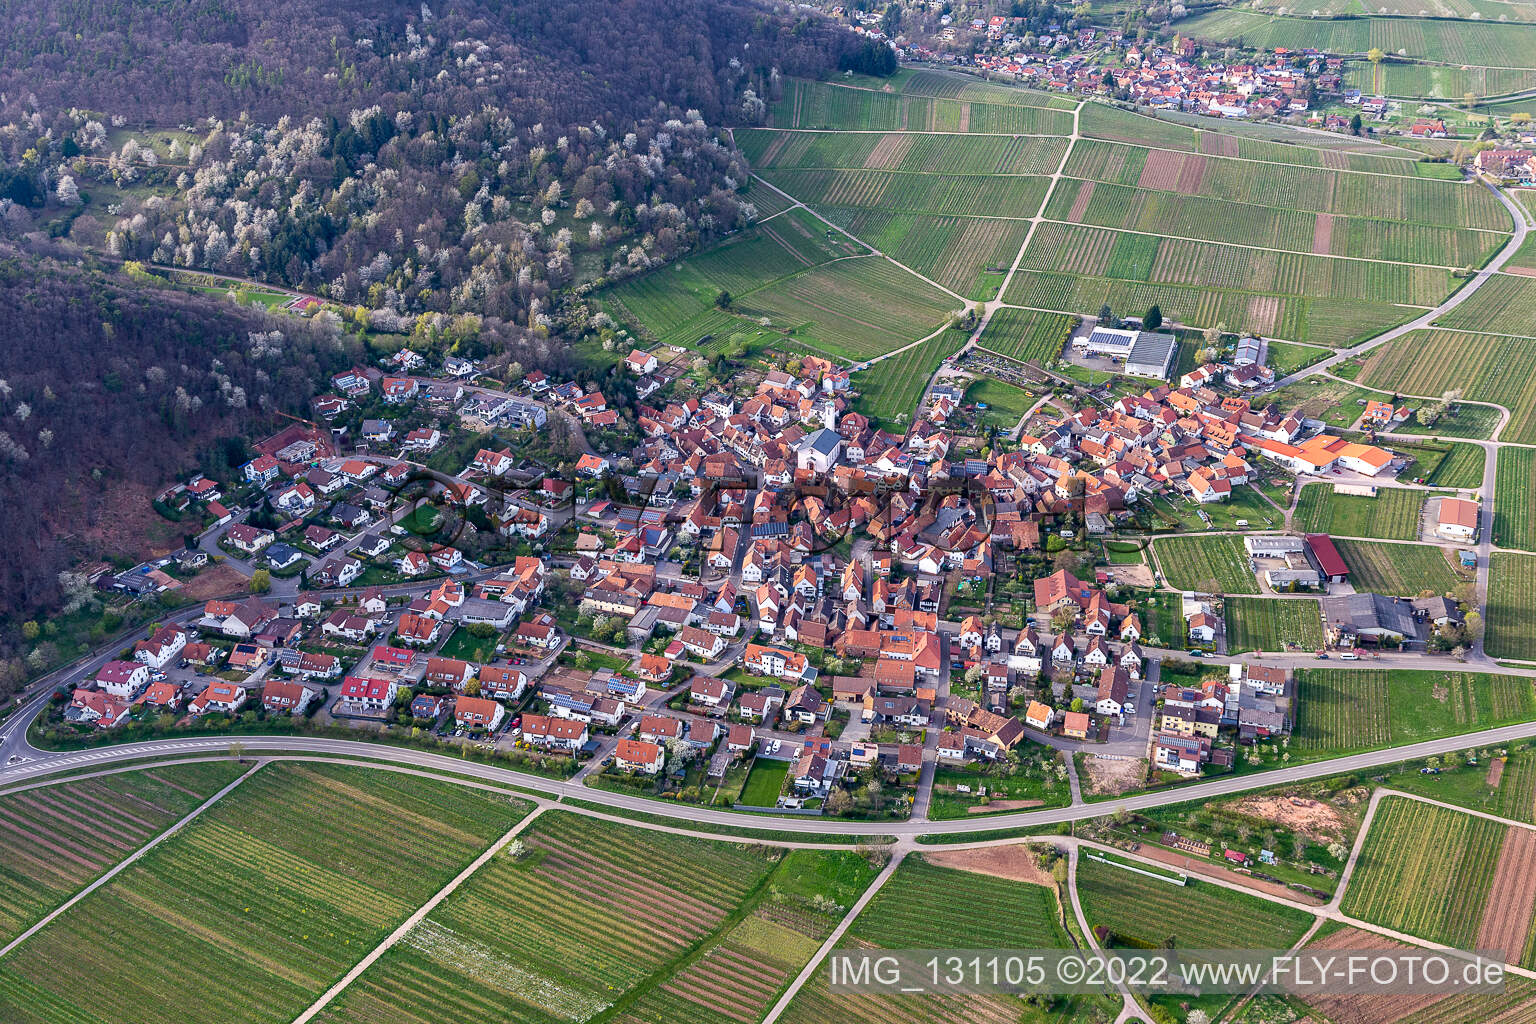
189;682;248;716
141;681;183;711
95;660;150;699
454;696;506;733
424;657;477;689
67;689;131;728
638;714;686;744
262;679;320;715
518;713;588;751
614;738;665;774
727;724;756;753
337;675;400;712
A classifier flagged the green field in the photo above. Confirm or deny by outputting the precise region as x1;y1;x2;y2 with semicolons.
0;762;245;949
779;854;1116;1024
1225;596;1324;654
1342;797;1504;950
1177;8;1536;72
0;763;531;1024
1294;484;1426;540
975;307;1075;365
1398;401;1503;440
1333;539;1464;596
1385;437;1487;490
1152;534;1260;594
1077;855;1314;949
739;759;789;807
1435;274;1536;336
964;376;1037;431
1488;552;1536;661
1495;448;1536;550
850;330;967;427
1254;376;1382;429
1292;669;1536;755
1357;329;1536;444
311;812;854;1024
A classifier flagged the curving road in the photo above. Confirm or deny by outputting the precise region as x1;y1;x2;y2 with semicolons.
7;716;1534;837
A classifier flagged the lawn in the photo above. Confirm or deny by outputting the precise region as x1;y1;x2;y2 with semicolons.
437;627;500;664
309;812;849;1024
1487;552;1536;661
0;762;245;949
1151;534;1260;594
0;763;531;1024
1495;448;1536;551
1293;483;1427;541
1341;797;1505;951
1398;402;1503;440
1255;377;1383;429
1076;855;1314;950
739;759;789;807
1225;596;1324;654
1333;539;1465;597
926;758;1071;819
963;375;1037;431
1292;668;1536;757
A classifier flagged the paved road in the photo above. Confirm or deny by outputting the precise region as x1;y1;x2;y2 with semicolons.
7;716;1533;837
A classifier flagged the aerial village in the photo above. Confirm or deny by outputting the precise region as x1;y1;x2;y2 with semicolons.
52;306;1478;817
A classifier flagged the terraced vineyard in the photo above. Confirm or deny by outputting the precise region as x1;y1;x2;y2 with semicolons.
1356;329;1536;443
1342;797;1505;950
312;813;845;1024
1294;484;1427;541
1333;540;1464;597
851;330;968;427
975;307;1074;364
1225;596;1324;654
1487;553;1536;661
1495;448;1536;550
779;854;1116;1024
0;763;530;1024
1152;534;1260;594
1077;856;1314;950
1292;669;1536;755
0;762;245;948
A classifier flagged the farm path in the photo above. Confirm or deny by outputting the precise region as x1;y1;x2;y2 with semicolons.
291;804;548;1024
1273;179;1530;392
759;847;907;1024
0;757;263;961
1066;846;1144;1024
1064;749;1084;805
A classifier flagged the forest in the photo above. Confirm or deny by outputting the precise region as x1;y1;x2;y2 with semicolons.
0;0;871;665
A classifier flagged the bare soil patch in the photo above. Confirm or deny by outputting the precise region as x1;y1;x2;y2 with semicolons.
1246;295;1280;335
1312;214;1335;255
925;845;1055;887
1081;755;1146;797
1233;794;1349;843
865;133;914;170
1137;149;1187;192
1066;181;1095;223
1299;928;1451;1024
1490;756;1508;788
178;563;251;602
1506;265;1536;279
1130;843;1326;906
966;798;1043;813
1478;826;1536;964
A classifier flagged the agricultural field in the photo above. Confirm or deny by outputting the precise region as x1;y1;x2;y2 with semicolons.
1386;746;1536;825
1076;855;1315;950
0;762;245;948
1176;9;1536;72
1293;484;1427;541
313;814;865;1024
1151;534;1260;594
975;307;1074;365
779;853;1117;1024
850;330;967;427
1397;401;1503;440
1487;553;1536;661
1496;448;1536;550
817;208;1029;299
0;763;531;1024
1333;539;1464;596
1292;669;1536;755
1434;274;1536;336
1390;437;1487;489
1225;596;1324;654
963;376;1037;431
1342;797;1505;950
765;77;1077;134
1355;329;1536;443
